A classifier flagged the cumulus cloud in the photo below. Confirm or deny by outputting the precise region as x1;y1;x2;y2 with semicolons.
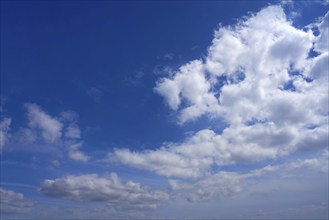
155;5;326;126
110;5;328;179
0;117;11;153
0;188;34;214
155;60;218;119
39;173;169;211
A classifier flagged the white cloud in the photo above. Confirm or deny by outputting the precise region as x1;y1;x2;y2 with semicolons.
11;103;90;162
0;103;90;162
39;173;169;211
110;146;212;179
0;117;11;153
111;6;328;179
109;127;271;179
110;121;327;178
154;60;219;123
25;103;63;143
60;110;89;162
0;188;34;214
68;142;90;162
155;5;326;126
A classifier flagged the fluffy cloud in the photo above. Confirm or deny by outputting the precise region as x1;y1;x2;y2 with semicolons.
155;5;325;126
111;6;328;179
109;128;276;179
0;117;11;153
39;173;169;210
154;60;219;122
0;188;34;213
110;121;327;178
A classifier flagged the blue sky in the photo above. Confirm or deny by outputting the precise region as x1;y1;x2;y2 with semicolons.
0;0;328;219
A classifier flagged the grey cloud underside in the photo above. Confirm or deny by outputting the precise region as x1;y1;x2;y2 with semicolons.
0;188;34;214
110;6;329;179
39;173;169;211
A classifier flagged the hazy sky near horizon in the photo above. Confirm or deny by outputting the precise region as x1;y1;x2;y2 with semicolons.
1;0;328;219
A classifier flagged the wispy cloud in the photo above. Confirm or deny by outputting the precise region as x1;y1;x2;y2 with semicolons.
87;87;103;103
25;103;63;143
168;152;328;202
8;103;90;162
123;70;146;87
0;117;11;153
